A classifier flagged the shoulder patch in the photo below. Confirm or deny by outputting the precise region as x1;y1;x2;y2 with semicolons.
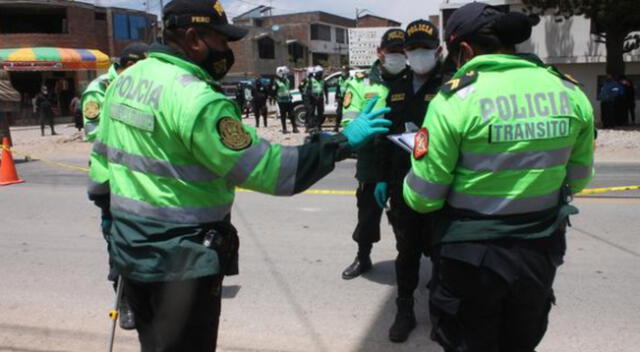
440;70;478;95
343;92;352;108
413;128;429;160
562;73;580;85
355;72;367;79
218;117;252;151
83;101;100;120
98;78;111;90
549;65;581;87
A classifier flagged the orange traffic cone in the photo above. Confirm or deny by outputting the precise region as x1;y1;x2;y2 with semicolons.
0;136;24;186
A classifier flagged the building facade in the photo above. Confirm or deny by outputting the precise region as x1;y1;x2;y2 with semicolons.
440;0;640;125
0;0;156;124
229;8;356;79
356;14;401;28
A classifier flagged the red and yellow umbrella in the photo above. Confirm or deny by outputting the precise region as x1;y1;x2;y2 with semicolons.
0;47;111;71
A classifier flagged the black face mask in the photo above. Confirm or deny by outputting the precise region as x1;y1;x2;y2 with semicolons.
201;41;235;81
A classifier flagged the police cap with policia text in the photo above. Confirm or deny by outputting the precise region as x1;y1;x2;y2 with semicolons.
163;0;249;41
405;20;439;49
380;28;407;49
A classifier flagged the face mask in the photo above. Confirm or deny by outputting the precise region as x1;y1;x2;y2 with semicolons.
201;41;235;81
382;53;406;75
406;48;437;75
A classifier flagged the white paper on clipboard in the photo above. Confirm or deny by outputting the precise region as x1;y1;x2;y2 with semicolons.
387;132;416;153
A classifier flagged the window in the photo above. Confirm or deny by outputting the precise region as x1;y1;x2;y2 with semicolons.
311;24;331;41
113;13;149;40
312;53;329;66
95;12;106;21
0;6;67;34
258;37;275;59
335;28;346;44
288;42;305;65
129;15;148;40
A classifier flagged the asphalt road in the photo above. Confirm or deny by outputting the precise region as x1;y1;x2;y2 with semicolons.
0;158;639;351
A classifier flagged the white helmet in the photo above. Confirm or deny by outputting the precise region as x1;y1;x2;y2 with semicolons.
276;66;289;78
313;65;324;74
306;66;315;75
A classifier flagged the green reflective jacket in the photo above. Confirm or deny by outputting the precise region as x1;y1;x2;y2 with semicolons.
344;61;396;182
404;54;595;243
82;64;118;141
89;45;351;282
275;78;291;103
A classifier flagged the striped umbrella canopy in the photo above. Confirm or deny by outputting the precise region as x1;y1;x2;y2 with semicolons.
0;47;111;71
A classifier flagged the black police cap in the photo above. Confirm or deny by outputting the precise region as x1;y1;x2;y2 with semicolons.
445;2;536;48
380;28;406;50
119;42;149;64
163;0;248;41
445;2;502;46
405;20;439;49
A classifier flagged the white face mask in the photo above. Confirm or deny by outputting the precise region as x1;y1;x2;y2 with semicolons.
406;48;437;75
382;53;406;75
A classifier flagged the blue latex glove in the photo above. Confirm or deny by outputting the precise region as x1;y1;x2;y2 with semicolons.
342;96;391;149
374;182;389;209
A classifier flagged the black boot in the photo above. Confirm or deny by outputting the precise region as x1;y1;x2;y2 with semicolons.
118;296;136;330
341;255;372;280
389;297;417;343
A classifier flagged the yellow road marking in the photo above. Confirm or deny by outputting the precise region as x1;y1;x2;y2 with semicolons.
5;145;639;197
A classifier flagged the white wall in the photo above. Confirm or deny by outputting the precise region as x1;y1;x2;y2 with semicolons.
440;0;640;125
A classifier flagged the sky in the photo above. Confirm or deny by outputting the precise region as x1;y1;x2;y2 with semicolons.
86;0;441;26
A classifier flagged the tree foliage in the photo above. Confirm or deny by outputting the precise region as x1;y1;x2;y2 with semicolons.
522;0;640;74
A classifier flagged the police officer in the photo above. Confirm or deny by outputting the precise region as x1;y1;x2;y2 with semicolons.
374;20;443;343
403;4;595;351
334;66;350;132
304;66;327;132
301;67;314;131
87;0;391;350
83;41;148;331
252;78;268;127
274;66;298;133
341;28;408;280
82;42;149;142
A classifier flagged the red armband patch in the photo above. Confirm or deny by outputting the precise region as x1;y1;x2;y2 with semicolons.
413;127;429;160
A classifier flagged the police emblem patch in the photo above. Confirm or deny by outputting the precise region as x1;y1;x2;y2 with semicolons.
218;117;252;150
83;101;100;120
413;127;429;160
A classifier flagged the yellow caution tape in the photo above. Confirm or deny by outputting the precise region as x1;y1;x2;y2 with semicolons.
5;145;638;196
577;185;640;195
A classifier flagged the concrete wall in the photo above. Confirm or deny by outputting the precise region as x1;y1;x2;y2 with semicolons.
555;62;640;124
